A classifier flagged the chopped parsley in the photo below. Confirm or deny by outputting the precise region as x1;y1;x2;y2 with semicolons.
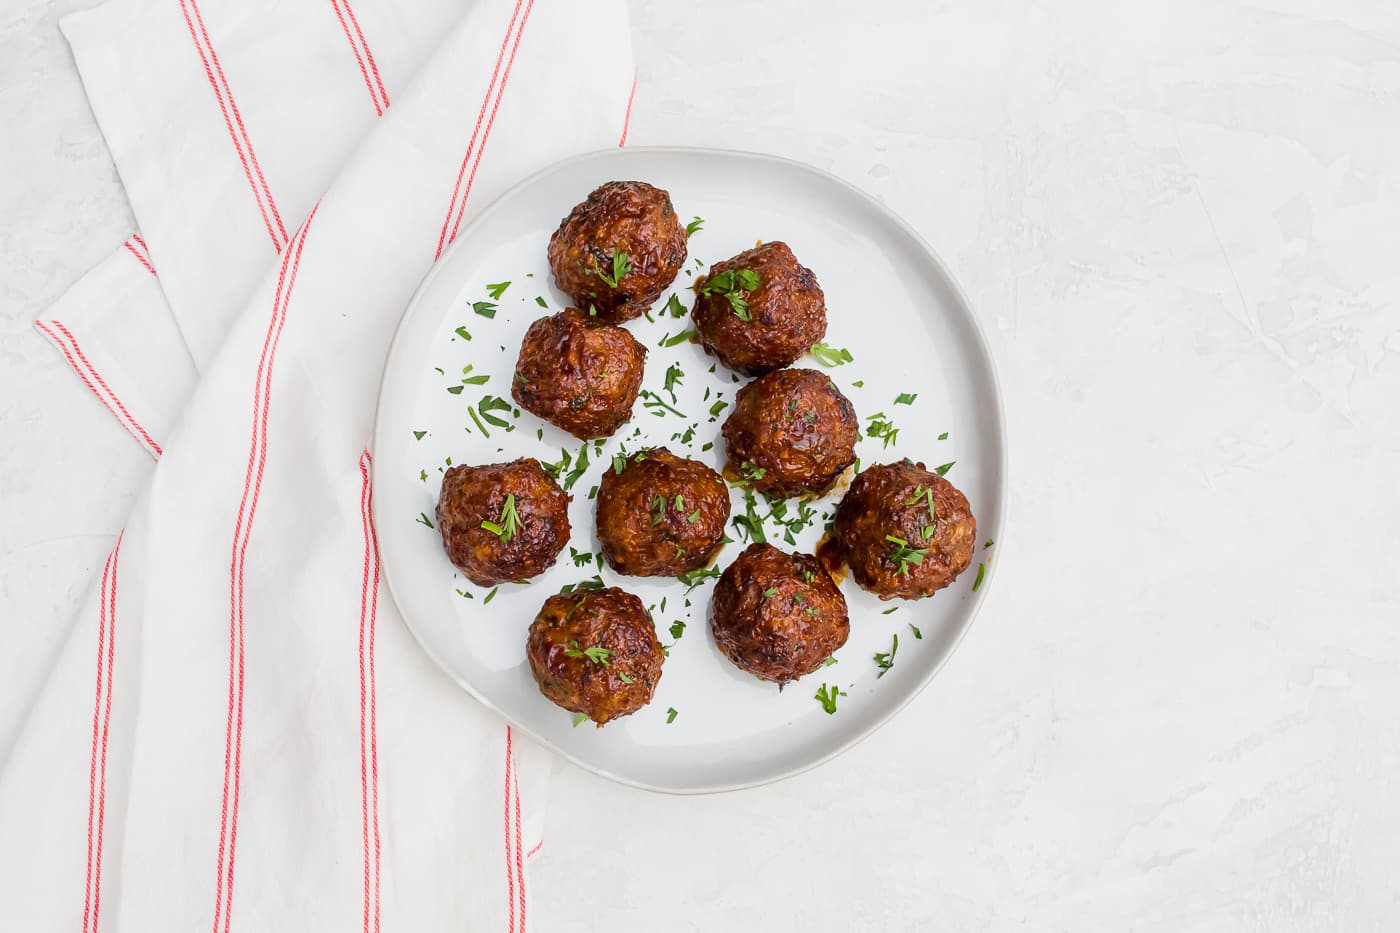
617;672;635;684
535;296;548;308
416;512;435;529
874;634;898;678
677;565;721;590
814;683;846;715
460;364;489;386
650;494;668;526
478;395;514;430
973;562;987;591
740;461;767;483
485;281;510;300
938;431;949;440
663;363;684;402
480;494;522;542
669;619;686;640
454;325;472;341
809;342;853;367
894;392;918;405
763;587;778;598
565;636;616;664
823;657;838;667
413;430;427;440
700;268;760;320
558;576;605;595
659;329;695;348
640;389;686;418
882;606;899;615
562;440;591;491
591;250;631;288
483;586;499;605
685;216;704;236
573;713;589;728
909;623;923;639
984;539;995;549
471;300;497;318
885;535;927;575
446;385;464;395
732;487;767;544
865;412;899;448
708;399;728;420
934;461;955;476
666;707;678;724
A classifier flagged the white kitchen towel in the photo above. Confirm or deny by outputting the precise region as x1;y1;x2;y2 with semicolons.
4;0;636;929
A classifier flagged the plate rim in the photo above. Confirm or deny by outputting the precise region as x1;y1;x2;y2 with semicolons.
371;145;1009;795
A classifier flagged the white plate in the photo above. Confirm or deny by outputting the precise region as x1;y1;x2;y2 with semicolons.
373;147;1006;794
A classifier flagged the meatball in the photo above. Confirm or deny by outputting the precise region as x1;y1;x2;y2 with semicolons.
595;447;731;577
547;181;688;324
691;241;826;375
511;308;646;439
526;587;665;726
435;458;571;587
829;460;976;600
711;543;850;686
722;368;858;497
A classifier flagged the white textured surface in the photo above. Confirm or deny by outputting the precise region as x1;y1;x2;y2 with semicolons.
3;0;1399;929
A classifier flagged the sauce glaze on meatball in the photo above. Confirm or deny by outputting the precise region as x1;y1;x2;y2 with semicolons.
511;308;646;440
711;543;849;686
722;368;858;498
436;458;571;587
526;587;664;726
595;448;731;577
547;181;688;324
829;460;976;600
691;241;826;375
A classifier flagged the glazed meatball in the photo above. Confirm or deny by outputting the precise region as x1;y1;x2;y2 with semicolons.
691;241;826;375
829;460;976;600
595;448;731;577
711;544;850;686
722;368;858;497
547;181;688;324
435;458;571;587
511;308;646;439
526;587;664;726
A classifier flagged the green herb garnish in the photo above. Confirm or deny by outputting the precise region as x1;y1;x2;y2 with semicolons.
592;250;630;288
973;562;986;591
480;494;522;542
809;342;853;367
685;216;704;235
666;707;678;724
814;683;846;715
485;281;510;299
700;268;760;320
885;535;927;575
416;512;435;529
660;329;695;348
471;300;497;318
894;392;918;405
565;641;613;666
934;461;955;476
454;325;472;341
874;634;898;678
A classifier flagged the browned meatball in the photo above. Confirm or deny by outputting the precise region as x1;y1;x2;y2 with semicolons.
691;241;826;375
722;368;858;497
711;543;849;686
435;459;571;587
595;448;731;577
829;460;976;600
526;587;664;726
511;308;646;440
547;181;688;324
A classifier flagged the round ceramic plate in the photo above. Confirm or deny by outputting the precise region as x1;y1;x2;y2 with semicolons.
373;147;1006;794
